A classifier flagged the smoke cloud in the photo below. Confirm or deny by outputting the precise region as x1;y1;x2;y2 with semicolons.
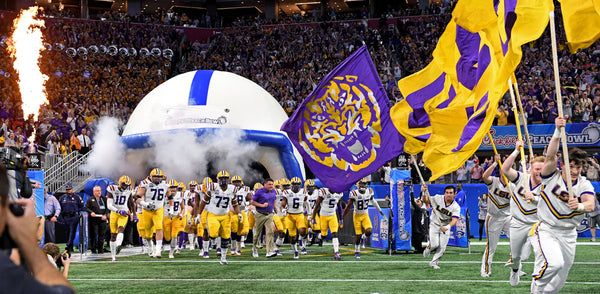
85;116;262;185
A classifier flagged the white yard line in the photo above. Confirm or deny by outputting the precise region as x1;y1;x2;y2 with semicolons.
68;278;600;285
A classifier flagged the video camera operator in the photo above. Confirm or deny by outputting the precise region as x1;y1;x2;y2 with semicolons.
1;146;33;201
0;162;74;293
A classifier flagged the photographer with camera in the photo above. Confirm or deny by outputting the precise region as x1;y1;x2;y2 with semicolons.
42;242;70;278
0;163;74;293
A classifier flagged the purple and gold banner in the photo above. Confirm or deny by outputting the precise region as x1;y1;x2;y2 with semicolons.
282;45;404;192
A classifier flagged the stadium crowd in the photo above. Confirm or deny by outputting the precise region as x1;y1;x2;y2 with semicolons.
0;5;599;161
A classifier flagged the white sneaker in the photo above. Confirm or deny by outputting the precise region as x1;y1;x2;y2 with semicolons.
169;252;174;259
509;269;520;286
481;272;490;278
252;248;259;258
423;247;430;259
429;261;440;269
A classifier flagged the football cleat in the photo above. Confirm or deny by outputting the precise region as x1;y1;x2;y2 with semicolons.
266;252;277;258
333;252;341;260
430;261;440;270
518;270;527;277
240;242;245;248
175;248;181;255
301;248;307;255
154;248;162;259
203;251;210;259
294;251;299;259
220;257;228;265
423;247;431;259
169;252;174;259
275;249;282;256
355;252;361;259
252;248;259;258
111;257;117;262
235;250;241;256
216;248;222;256
481;272;490;278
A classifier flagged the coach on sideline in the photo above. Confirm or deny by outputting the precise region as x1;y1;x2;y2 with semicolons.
0;163;74;293
250;178;277;258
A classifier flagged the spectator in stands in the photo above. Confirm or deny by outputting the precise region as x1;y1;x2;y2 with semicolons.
469;159;484;183
496;105;509;126
77;129;91;154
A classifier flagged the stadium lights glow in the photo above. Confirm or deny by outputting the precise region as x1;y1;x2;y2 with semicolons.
296;2;320;5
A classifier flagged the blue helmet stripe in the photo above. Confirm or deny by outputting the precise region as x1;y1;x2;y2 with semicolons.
188;70;214;106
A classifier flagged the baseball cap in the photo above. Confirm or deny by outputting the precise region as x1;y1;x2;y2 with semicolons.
65;183;73;190
474;159;479;163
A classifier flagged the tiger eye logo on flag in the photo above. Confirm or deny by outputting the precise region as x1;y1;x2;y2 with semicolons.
282;45;404;192
300;75;381;171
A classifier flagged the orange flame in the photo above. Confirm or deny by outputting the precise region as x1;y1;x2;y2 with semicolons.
8;6;48;123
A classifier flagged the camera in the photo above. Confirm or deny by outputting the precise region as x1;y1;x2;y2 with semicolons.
55;250;70;268
0;147;25;171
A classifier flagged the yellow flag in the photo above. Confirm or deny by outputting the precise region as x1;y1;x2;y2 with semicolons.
560;0;600;53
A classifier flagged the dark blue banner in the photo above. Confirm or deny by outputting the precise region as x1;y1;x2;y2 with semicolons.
368;208;391;249
390;170;412;250
481;122;600;150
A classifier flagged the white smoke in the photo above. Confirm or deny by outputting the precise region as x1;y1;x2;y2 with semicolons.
83;116;144;179
84;117;262;185
148;128;260;184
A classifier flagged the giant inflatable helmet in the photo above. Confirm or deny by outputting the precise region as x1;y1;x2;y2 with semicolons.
121;70;305;180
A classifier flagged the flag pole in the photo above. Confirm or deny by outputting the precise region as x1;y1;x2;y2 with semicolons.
488;132;526;202
508;78;528;173
410;154;445;234
549;11;575;199
511;75;535;161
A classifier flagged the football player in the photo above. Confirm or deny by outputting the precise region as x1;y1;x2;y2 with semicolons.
106;175;135;262
163;180;186;259
311;186;343;260
273;178;290;255
134;168;174;258
183;180;200;252
231;176;251;255
304;180;322;247
196;171;242;265
281;177;307;259
342;178;384;259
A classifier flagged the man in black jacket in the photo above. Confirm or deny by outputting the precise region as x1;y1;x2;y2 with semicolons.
84;186;108;253
410;185;429;253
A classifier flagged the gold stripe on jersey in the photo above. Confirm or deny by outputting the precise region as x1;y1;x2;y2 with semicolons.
539;191;585;219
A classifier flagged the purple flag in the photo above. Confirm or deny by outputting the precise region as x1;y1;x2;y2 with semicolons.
281;45;405;192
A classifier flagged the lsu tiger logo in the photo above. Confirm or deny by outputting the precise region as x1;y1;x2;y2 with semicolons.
300;75;382;171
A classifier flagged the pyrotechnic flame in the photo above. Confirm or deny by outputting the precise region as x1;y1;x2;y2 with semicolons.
8;6;48;147
8;6;48;143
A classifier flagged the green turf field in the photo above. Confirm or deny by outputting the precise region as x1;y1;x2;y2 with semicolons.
68;240;600;293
